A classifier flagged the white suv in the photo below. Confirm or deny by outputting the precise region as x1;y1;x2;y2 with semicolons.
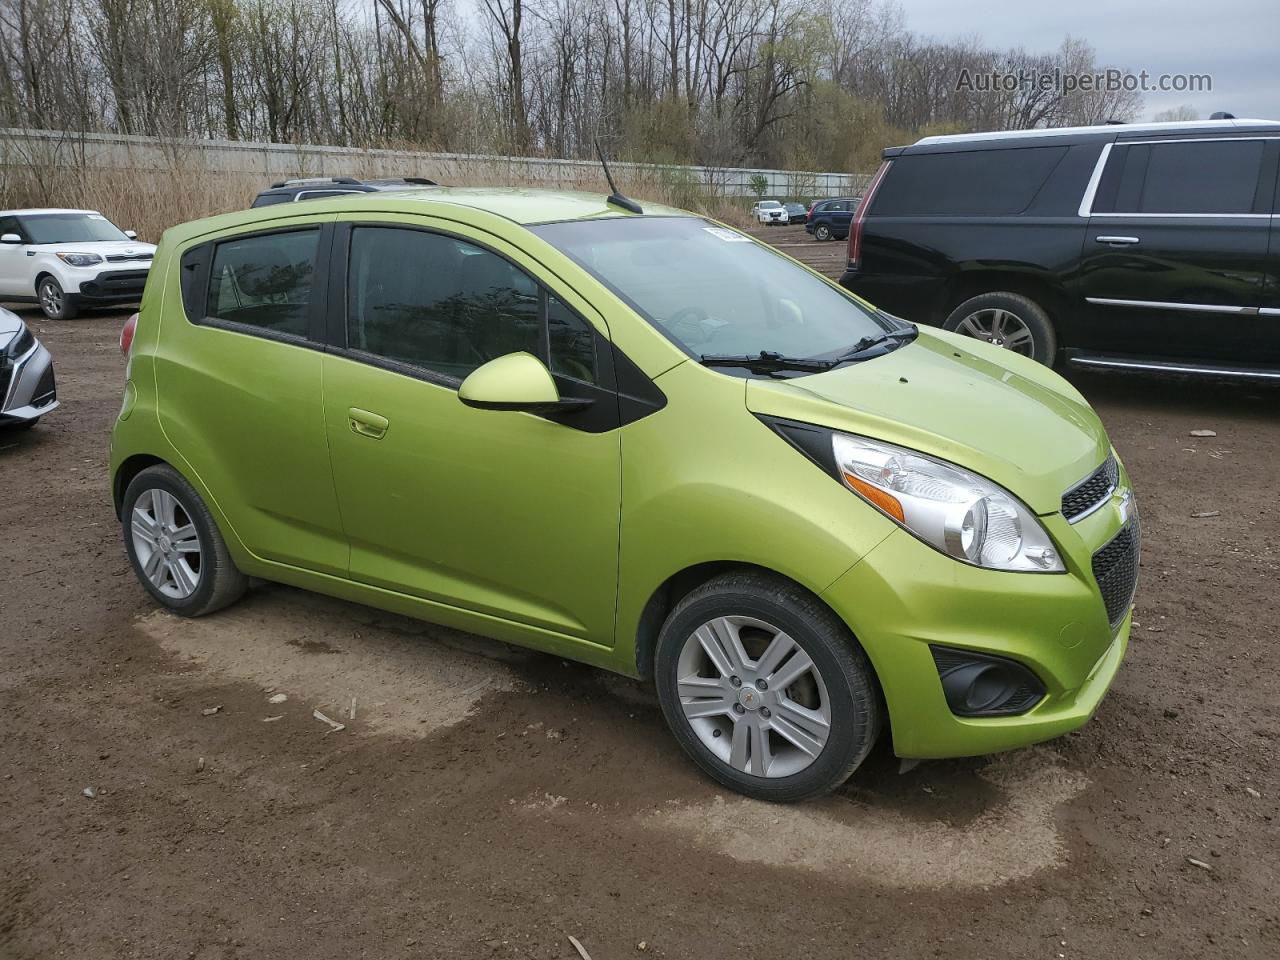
0;209;155;320
750;200;788;225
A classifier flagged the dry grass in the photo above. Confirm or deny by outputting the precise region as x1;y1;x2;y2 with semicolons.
0;147;757;243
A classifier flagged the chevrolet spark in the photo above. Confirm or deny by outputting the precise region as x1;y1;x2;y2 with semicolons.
110;188;1139;802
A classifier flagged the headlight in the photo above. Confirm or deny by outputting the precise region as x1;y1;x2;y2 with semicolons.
832;433;1064;572
56;252;103;267
2;321;34;359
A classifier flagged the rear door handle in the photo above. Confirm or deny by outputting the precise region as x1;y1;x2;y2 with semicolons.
1096;235;1140;246
348;407;389;440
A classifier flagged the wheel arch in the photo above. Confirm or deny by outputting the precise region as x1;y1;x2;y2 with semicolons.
944;268;1073;328
113;453;167;518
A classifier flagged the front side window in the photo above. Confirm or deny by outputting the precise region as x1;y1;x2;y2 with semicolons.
532;217;891;360
21;212;130;244
1096;139;1266;215
206;228;318;337
346;226;597;383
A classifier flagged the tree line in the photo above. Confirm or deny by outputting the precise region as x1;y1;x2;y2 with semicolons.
0;0;1145;172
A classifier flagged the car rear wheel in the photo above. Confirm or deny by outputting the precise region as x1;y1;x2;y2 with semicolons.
38;277;79;320
122;464;248;617
943;291;1057;366
655;571;881;802
814;223;833;241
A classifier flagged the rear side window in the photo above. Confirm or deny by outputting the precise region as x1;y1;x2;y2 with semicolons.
250;194;291;208
345;226;597;384
872;146;1069;216
206;229;318;337
1094;139;1266;214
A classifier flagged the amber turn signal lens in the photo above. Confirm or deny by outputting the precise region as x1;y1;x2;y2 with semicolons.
843;472;905;522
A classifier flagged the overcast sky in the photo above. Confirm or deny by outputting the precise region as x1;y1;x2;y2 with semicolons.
897;0;1280;120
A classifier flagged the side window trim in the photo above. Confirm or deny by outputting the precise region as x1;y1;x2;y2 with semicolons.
1083;136;1275;218
179;222;333;351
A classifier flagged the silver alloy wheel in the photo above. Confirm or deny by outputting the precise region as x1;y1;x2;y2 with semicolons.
677;616;832;778
131;488;203;599
954;308;1034;355
39;279;63;317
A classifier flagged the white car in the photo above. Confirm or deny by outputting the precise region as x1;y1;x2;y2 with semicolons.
751;200;788;225
0;209;155;320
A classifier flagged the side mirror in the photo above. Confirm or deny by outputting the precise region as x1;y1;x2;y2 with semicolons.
124;230;138;240
0;233;21;244
458;352;563;412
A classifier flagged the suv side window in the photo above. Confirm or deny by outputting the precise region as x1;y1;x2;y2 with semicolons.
1096;139;1266;215
0;215;24;240
206;229;319;337
873;146;1069;216
346;226;597;384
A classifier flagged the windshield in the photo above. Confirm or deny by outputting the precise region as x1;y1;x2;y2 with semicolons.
532;217;892;360
21;213;130;244
758;201;783;208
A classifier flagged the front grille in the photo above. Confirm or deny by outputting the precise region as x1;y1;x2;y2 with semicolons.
0;361;11;406
1063;455;1119;521
106;252;154;263
1092;519;1141;627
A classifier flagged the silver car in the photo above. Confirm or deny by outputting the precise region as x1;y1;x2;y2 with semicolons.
0;308;58;427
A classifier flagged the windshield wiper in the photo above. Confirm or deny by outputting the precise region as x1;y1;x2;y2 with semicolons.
699;351;840;375
835;325;918;361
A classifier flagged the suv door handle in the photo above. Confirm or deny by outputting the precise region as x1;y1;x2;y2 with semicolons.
1096;235;1140;246
348;408;389;440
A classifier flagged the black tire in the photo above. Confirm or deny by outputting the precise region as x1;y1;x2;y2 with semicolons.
942;291;1058;366
37;276;80;320
121;464;248;617
655;571;882;803
814;223;833;241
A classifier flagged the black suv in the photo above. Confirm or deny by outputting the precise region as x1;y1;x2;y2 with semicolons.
841;119;1280;377
250;176;437;208
805;197;860;241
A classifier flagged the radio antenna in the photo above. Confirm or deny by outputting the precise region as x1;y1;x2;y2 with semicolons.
594;139;643;214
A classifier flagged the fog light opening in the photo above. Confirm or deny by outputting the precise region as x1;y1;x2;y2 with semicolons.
931;646;1046;717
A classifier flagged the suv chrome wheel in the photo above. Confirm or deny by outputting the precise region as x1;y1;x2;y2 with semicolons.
677;615;832;778
954;307;1034;355
131;488;203;599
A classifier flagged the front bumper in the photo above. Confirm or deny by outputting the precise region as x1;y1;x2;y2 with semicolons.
821;486;1135;759
1;341;58;422
76;268;149;304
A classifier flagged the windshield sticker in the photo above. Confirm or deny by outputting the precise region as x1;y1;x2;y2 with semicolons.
703;227;751;242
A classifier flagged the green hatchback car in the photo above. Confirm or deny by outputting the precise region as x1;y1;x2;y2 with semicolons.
111;188;1139;801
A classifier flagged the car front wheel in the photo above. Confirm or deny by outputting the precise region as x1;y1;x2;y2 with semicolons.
655;571;881;802
38;276;79;320
943;291;1058;366
122;464;248;616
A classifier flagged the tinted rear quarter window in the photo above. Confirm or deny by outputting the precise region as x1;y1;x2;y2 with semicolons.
873;146;1069;216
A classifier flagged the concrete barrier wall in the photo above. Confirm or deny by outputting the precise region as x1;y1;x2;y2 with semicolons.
0;128;871;199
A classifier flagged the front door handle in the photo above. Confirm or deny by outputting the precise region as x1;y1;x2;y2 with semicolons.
1096;235;1140;246
348;407;389;440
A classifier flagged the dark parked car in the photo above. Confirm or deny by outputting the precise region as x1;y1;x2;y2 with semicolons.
251;176;437;208
805;197;860;241
783;202;807;223
840;118;1280;376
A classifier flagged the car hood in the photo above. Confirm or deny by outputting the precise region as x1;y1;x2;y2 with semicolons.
744;328;1110;515
28;240;156;256
0;306;22;337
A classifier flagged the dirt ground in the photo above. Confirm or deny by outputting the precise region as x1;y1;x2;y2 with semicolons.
2;228;1278;959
